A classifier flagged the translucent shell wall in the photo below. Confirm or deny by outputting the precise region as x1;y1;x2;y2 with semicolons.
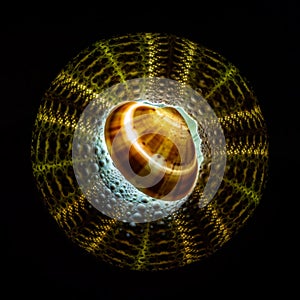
31;33;269;271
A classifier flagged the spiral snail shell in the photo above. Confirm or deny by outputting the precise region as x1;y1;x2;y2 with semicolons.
104;100;199;201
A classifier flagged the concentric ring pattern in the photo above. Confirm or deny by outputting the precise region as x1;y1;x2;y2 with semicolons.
31;33;269;271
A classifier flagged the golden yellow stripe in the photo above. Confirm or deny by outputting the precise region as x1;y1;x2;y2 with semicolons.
205;66;237;99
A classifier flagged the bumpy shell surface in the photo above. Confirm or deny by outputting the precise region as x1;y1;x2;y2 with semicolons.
31;33;269;271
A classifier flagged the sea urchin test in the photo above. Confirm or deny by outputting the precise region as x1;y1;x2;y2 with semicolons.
31;33;268;271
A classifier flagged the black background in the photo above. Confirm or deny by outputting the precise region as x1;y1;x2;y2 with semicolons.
2;1;298;298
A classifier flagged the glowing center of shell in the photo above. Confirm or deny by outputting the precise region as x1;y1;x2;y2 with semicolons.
104;100;201;201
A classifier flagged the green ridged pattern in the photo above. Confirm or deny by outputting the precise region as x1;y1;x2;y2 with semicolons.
31;33;268;271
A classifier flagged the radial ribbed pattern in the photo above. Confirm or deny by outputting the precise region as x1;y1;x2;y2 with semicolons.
31;33;268;271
